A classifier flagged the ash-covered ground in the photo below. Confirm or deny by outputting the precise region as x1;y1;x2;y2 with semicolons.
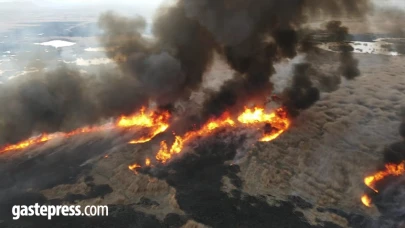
1;1;405;228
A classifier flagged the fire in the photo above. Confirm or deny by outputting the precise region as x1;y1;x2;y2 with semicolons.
0;107;170;153
364;162;405;193
0;125;112;153
153;107;290;164
116;107;169;129
361;195;372;207
238;107;291;142
155;141;170;163
0;103;292;173
119;107;170;144
128;124;169;144
155;113;235;163
0;134;58;153
128;163;141;171
361;162;405;207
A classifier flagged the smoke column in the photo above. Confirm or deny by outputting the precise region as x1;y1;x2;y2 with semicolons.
0;0;372;144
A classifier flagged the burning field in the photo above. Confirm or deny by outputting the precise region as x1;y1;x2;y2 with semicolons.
1;0;405;227
0;105;290;163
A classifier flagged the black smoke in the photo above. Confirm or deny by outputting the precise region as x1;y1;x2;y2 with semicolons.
281;63;320;117
281;20;362;116
384;110;405;164
99;9;218;105
193;0;368;120
0;0;373;144
325;20;360;80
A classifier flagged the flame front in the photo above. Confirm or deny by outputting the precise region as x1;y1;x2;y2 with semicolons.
238;107;291;142
150;107;290;165
0;105;291;172
128;123;169;144
117;107;169;129
364;162;405;193
361;162;405;207
0;134;59;153
0;126;112;153
155;113;235;163
0;107;170;153
119;107;170;144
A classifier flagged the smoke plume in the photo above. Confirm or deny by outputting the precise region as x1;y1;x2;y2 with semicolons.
0;0;374;144
281;20;362;115
384;110;405;164
196;0;368;119
0;66;148;144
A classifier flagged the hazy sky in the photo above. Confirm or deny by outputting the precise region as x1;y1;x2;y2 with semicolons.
0;0;169;24
0;0;166;7
0;0;168;13
0;0;403;11
0;0;403;7
0;0;403;25
374;0;405;7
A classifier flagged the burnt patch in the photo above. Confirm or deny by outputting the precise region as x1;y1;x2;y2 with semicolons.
0;138;112;192
136;197;160;208
288;195;314;210
141;134;333;228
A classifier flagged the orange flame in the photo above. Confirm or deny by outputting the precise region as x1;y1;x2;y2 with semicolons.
364;162;405;193
152;107;290;164
0;104;291;171
0;107;170;153
238;107;291;142
0;125;112;153
155;113;235;163
123;108;170;144
128;163;141;171
0;134;56;153
361;162;405;207
145;158;151;166
361;195;372;207
116;107;170;129
128;124;169;144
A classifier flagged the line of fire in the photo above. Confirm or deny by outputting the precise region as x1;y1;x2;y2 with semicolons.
0;105;290;169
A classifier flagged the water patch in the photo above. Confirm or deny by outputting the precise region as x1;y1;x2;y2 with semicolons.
64;58;112;66
319;38;405;56
85;47;106;52
35;40;76;48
